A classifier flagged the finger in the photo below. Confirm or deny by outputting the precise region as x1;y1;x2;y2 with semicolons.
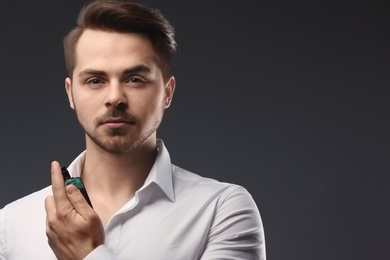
45;195;57;232
44;195;56;216
66;185;92;219
44;195;57;236
51;161;73;212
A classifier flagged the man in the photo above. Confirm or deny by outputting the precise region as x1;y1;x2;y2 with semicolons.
0;0;266;259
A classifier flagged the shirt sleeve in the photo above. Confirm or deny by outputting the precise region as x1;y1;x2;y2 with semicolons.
83;244;117;260
200;186;266;260
0;209;7;260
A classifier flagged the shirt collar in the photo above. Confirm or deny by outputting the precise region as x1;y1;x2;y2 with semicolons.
140;139;175;202
67;139;175;202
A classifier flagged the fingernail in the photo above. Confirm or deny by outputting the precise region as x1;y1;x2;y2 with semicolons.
66;185;79;195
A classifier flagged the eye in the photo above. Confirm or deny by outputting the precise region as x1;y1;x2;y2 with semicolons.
125;76;146;87
87;78;103;85
127;77;144;83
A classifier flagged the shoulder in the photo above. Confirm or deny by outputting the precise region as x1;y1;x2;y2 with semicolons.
1;186;52;219
171;166;266;258
171;164;259;211
172;164;230;186
0;186;52;234
172;164;236;192
0;186;54;258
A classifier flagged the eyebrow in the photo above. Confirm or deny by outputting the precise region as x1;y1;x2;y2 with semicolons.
78;65;152;77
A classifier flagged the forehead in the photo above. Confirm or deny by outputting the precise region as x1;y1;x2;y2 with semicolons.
74;29;159;73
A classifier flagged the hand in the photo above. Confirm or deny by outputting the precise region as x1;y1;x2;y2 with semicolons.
45;161;105;260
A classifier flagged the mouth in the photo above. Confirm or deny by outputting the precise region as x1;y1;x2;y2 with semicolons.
103;118;134;124
101;118;135;128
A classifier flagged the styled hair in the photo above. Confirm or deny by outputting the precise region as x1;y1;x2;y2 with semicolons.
63;0;177;79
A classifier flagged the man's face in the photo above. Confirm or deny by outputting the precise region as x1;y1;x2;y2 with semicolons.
65;29;175;153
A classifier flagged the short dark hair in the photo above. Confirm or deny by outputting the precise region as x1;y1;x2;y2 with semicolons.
64;0;177;79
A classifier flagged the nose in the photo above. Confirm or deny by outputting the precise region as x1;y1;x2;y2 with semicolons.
105;82;128;109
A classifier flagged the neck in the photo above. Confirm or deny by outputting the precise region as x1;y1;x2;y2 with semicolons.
82;137;158;203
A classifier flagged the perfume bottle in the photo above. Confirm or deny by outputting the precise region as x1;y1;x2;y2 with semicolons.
61;166;93;208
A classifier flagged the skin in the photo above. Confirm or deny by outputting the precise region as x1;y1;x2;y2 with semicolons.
44;29;175;259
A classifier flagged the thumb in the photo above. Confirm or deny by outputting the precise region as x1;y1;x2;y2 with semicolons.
66;184;91;215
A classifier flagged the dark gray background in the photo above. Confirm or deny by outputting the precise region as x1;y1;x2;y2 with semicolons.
0;1;389;259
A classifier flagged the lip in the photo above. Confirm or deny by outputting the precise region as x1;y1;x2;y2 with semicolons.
103;118;133;124
101;118;134;128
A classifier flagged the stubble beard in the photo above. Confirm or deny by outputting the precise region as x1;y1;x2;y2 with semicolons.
75;107;165;154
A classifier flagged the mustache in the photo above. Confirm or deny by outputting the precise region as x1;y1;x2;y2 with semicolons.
95;109;136;124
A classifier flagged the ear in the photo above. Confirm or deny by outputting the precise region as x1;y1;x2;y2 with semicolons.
65;77;75;110
164;76;176;108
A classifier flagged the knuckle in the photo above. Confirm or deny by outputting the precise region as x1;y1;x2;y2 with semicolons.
46;217;56;230
70;196;85;207
90;214;100;223
55;209;68;220
44;195;53;206
46;229;51;238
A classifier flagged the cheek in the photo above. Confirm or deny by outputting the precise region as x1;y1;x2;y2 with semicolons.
73;89;102;111
132;89;165;112
72;96;98;121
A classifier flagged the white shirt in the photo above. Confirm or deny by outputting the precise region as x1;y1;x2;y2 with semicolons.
0;140;266;259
